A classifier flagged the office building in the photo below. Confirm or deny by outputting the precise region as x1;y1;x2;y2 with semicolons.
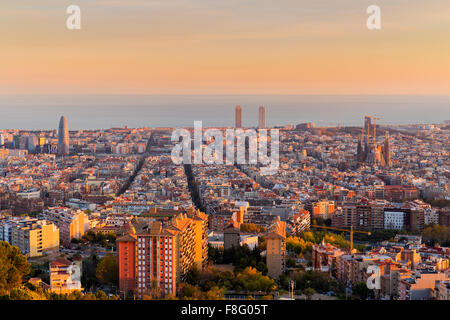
58;116;69;156
258;106;266;129
235;105;242;128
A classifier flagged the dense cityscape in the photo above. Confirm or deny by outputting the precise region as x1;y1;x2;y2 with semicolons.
0;106;449;301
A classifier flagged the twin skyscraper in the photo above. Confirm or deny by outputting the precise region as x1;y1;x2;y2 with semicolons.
235;105;266;129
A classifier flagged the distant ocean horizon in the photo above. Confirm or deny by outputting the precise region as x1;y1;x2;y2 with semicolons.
0;95;449;130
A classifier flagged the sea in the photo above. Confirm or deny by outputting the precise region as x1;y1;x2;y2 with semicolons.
0;95;449;130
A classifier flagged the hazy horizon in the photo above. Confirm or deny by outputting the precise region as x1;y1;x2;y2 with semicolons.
0;94;448;130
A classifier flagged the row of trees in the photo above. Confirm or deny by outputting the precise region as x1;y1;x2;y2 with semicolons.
208;245;267;274
352;229;413;242
71;231;116;249
240;223;266;233
286;231;351;258
0;241;119;299
179;266;277;299
81;253;118;291
2;284;119;300
425;198;450;209
422;224;450;246
280;270;344;296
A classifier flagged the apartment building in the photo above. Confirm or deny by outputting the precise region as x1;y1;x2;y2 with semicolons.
265;219;286;279
0;217;59;257
49;258;83;294
312;243;345;273
43;207;89;246
434;280;450;300
398;272;448;300
117;209;208;298
288;209;310;234
310;200;335;219
223;219;240;250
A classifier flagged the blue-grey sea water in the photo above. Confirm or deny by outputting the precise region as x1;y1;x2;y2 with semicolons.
0;95;449;130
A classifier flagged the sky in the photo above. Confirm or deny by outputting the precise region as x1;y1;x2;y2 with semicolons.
1;0;450;95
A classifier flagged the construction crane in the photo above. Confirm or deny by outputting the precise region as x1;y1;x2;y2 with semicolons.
311;225;371;253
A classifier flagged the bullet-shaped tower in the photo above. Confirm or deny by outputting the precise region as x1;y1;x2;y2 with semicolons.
58;116;69;156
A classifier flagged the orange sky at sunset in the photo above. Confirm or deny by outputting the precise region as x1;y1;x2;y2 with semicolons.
1;0;450;94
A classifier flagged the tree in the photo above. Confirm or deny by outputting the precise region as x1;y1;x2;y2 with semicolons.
422;225;450;246
96;253;118;286
286;258;296;268
95;290;108;300
204;286;225;300
185;265;200;285
352;282;374;300
0;241;30;295
233;267;276;293
82;254;100;290
240;223;266;234
304;287;315;300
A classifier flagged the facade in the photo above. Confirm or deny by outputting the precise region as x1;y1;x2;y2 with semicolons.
258;106;266;129
58;116;69;156
265;219;286;279
311;200;335;219
313;243;450;300
336;199;433;232
117;209;208;298
289;209;310;234
50;258;83;294
116;233;137;297
235;105;242;128
384;210;406;230
0;217;59;257
43;207;90;246
223;219;240;250
312;243;345;272
439;209;450;227
398;272;448;300
208;211;234;231
435;280;450;300
208;231;259;250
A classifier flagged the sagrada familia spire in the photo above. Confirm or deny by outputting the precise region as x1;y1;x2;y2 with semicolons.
356;115;391;168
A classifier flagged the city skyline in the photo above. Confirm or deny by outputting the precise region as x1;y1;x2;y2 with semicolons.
1;1;450;305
